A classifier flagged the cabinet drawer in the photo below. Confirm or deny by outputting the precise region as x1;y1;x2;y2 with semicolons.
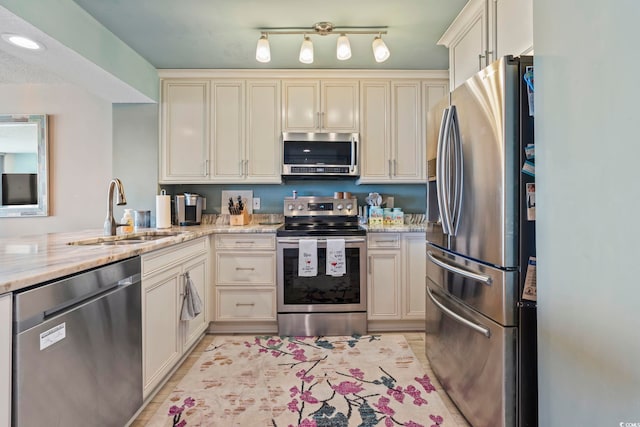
142;237;208;277
215;288;276;321
216;252;275;286
368;233;401;249
214;234;275;250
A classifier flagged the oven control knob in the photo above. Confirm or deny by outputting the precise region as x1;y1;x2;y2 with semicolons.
346;203;353;210
288;204;295;211
297;204;304;211
336;204;344;210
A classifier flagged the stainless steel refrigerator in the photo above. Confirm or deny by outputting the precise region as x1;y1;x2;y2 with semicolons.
425;56;537;427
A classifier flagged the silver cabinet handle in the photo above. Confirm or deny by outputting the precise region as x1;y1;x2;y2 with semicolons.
427;251;492;285
478;53;485;70
235;241;255;244
427;286;490;338
236;302;255;306
244;159;249;177
368;255;371;275
235;267;255;271
204;159;209;176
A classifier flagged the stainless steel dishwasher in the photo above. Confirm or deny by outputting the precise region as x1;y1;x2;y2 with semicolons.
13;257;142;427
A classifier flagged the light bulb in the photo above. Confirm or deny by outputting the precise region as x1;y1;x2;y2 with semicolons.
299;36;314;64
336;34;351;61
372;36;390;63
1;34;43;50
255;34;271;63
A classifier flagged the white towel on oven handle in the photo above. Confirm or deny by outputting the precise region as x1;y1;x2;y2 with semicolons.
298;239;318;276
326;238;346;277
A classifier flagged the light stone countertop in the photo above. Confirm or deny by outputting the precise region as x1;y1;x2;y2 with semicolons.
0;222;281;294
0;213;427;294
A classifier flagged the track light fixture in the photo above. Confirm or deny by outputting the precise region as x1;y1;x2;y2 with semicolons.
255;22;389;64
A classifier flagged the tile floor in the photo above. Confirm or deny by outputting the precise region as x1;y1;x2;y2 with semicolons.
131;332;470;426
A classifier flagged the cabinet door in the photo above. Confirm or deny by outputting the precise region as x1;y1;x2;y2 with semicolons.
321;80;359;132
0;294;11;427
367;250;401;320
359;81;391;182
424;82;448;166
160;80;210;182
391;81;423;182
403;234;426;319
181;254;209;351
282;80;320;132
211;80;245;181
246;80;282;183
142;267;181;397
495;0;533;58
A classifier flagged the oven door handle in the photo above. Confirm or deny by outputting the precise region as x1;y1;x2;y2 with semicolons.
277;238;366;244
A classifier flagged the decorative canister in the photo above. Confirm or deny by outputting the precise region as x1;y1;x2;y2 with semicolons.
392;208;404;226
368;206;384;225
383;208;393;225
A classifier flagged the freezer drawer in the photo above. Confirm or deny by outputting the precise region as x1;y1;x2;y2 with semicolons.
427;243;518;326
426;283;516;427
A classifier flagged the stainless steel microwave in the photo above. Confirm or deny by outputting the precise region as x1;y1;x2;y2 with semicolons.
282;132;359;178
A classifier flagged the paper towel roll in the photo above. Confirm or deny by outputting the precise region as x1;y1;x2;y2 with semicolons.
156;194;171;228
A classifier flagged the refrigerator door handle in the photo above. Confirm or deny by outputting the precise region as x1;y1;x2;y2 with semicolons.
449;105;464;236
427;285;491;338
437;107;454;235
427;250;493;285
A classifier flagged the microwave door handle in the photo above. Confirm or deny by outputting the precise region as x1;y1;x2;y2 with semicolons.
426;286;491;338
350;136;356;173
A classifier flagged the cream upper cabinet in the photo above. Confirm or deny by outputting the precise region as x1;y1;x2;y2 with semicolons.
440;0;533;90
245;80;282;183
282;80;359;132
495;0;534;59
160;80;210;182
0;293;11;427
160;78;281;184
438;0;494;90
359;80;425;183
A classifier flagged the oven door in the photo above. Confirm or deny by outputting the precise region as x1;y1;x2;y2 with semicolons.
277;237;367;313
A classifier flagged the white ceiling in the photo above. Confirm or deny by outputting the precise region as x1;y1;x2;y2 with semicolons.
68;0;468;70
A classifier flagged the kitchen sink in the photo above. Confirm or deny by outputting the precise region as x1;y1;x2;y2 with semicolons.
68;231;185;246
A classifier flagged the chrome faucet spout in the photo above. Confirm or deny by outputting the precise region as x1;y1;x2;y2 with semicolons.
104;178;127;236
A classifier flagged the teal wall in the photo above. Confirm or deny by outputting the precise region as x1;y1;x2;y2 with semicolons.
163;182;426;214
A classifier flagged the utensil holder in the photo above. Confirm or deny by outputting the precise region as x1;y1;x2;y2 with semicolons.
230;210;249;226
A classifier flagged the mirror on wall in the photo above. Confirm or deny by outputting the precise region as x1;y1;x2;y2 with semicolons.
0;114;49;217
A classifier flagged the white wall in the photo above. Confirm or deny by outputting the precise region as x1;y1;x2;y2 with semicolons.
535;0;640;425
0;84;112;237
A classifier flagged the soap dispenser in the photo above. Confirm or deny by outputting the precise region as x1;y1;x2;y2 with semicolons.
121;209;134;234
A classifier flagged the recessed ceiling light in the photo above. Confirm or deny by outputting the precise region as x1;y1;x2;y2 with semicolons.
1;34;44;51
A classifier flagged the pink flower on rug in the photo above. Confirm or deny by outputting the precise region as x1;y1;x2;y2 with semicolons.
259;348;268;354
271;350;283;357
183;397;196;408
287;398;299;412
290;419;317;427
404;385;428;406
168;405;184;416
299;390;318;404
267;338;280;346
175;421;186;427
387;386;405;403
349;368;364;380
415;374;436;393
244;341;252;348
385;417;394;427
331;381;364;395
287;342;299;350
296;369;314;383
404;421;425;427
289;385;300;397
429;414;443;426
373;396;395;416
292;349;307;362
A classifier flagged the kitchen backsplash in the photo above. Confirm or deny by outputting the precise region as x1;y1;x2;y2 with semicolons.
163;182;427;214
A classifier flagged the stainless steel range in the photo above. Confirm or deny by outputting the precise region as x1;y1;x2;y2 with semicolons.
276;196;367;336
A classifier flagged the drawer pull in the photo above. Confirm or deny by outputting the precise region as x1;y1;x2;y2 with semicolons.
374;239;397;243
235;267;255;271
236;302;255;306
235;241;255;244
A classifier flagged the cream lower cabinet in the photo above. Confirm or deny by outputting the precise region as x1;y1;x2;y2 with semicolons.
141;237;210;398
212;234;277;334
367;233;426;331
0;293;11;427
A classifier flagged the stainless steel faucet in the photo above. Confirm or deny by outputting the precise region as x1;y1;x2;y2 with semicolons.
104;178;128;236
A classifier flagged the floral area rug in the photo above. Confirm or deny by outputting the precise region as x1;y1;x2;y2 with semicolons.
146;335;455;427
